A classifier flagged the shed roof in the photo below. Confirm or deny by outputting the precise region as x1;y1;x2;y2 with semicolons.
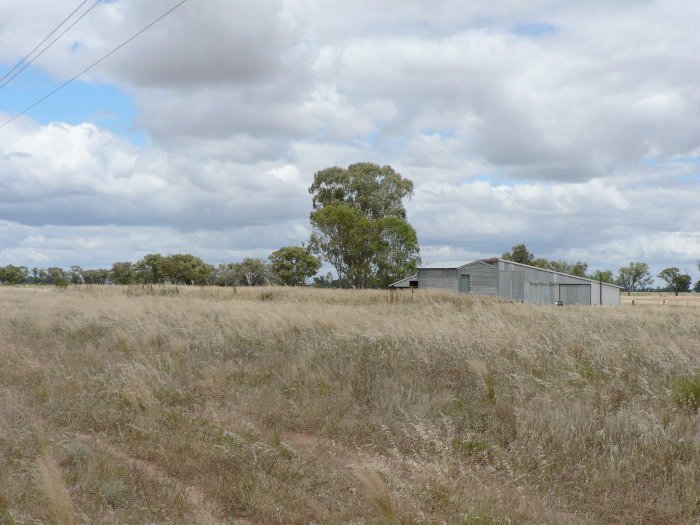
494;259;623;288
420;260;473;269
388;274;418;287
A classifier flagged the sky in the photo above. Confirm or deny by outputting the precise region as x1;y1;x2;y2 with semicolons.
0;0;699;282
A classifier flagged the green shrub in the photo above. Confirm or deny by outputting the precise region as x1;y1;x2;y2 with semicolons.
671;374;700;411
100;480;128;507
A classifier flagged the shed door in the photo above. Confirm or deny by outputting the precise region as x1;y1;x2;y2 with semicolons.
559;284;591;305
527;282;558;304
459;274;470;293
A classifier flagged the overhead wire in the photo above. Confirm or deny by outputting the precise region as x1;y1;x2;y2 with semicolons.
0;0;92;85
0;0;103;91
0;0;190;129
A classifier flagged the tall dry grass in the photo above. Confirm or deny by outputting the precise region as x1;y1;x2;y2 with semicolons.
0;285;698;523
34;455;74;525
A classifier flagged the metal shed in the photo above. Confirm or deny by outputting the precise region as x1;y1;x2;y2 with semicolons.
388;274;418;288
393;258;620;306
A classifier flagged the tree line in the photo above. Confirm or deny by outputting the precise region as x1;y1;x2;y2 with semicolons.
502;244;700;295
0;247;321;287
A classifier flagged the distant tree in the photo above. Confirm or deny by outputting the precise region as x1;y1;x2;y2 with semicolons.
237;258;269;286
547;260;568;273
694;280;700;293
312;272;337;288
657;267;692;296
548;260;588;277
501;245;592;277
208;259;272;286
82;269;110;284
569;261;588;277
310;204;372;286
111;262;135;285
590;270;615;284
161;254;212;285
134;253;166;284
46;267;67;286
19;266;29;283
210;263;238;287
617;262;653;295
530;258;550;269
0;265;28;284
502;244;534;265
269;246;321;286
309;162;420;288
372;215;421;286
70;265;83;285
31;267;49;284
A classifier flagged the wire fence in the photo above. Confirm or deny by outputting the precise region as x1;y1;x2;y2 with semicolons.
621;294;700;307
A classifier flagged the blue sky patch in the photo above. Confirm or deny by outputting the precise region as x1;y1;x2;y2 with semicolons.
0;65;145;144
676;173;700;184
643;155;700;167
513;22;557;37
420;127;456;139
464;174;534;187
669;156;700;165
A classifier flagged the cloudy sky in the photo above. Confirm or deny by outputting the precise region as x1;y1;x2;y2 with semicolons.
0;0;699;281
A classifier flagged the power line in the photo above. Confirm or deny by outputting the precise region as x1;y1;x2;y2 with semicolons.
0;0;103;91
0;0;92;86
0;0;190;129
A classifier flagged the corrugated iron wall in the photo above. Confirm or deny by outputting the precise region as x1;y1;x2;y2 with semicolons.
459;262;498;296
418;268;458;290
415;260;620;305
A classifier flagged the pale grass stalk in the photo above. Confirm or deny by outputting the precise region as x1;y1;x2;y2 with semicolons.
35;455;74;525
353;466;397;524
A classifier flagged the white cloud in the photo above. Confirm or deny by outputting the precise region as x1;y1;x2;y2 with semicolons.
0;120;310;231
0;0;699;279
0;220;310;269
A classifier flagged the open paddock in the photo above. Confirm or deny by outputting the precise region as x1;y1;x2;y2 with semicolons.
0;285;698;524
621;292;700;307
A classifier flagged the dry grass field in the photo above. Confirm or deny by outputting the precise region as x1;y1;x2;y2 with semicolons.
0;285;698;524
620;292;700;307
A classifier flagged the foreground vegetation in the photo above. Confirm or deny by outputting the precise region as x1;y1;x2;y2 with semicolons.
0;286;698;524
